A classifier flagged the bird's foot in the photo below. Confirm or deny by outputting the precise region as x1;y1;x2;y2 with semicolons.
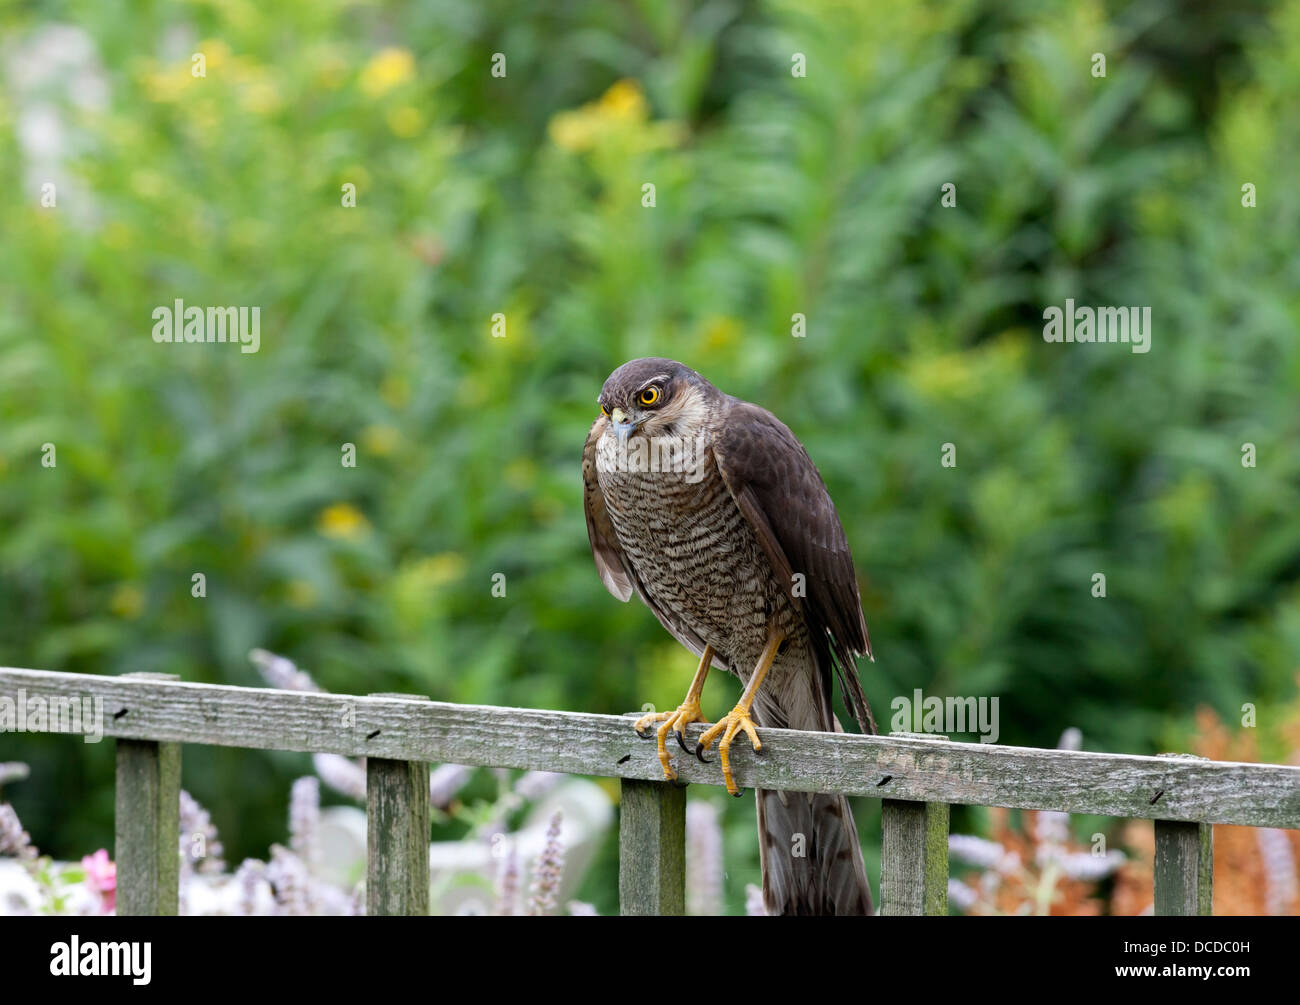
634;700;711;781
696;704;761;796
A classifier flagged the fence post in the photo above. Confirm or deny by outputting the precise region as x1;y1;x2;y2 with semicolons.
366;693;431;916
114;672;181;916
619;779;685;916
880;732;950;916
1154;754;1213;916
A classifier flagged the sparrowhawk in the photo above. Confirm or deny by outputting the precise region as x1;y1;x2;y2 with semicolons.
583;357;876;915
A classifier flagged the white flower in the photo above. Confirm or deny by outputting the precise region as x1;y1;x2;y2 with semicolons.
313;753;367;801
1040;847;1126;881
1257;828;1298;915
249;649;321;692
289;778;320;868
948;834;1010;870
429;764;472;807
947;879;978;912
686;800;724;916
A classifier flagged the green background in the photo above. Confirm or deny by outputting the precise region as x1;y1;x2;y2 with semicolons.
2;0;1298;914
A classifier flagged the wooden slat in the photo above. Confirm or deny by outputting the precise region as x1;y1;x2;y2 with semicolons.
114;673;181;916
881;798;950;915
878;733;951;915
880;733;950;916
366;758;430;915
619;779;685;916
1153;754;1214;916
365;693;430;916
1153;819;1213;915
5;667;1300;827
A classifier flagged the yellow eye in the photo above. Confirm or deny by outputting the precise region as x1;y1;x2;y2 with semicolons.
639;386;660;406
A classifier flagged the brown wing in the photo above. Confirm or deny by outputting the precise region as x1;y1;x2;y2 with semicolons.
714;401;876;732
583;414;721;666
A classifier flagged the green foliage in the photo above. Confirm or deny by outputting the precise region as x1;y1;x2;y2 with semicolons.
2;0;1298;914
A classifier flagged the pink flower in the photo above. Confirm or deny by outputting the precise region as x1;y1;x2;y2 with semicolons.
82;849;116;913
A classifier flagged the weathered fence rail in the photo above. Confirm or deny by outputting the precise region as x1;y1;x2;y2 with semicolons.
4;666;1299;916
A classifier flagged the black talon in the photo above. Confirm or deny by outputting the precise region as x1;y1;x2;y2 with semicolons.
671;776;690;789
695;741;713;764
634;724;654;739
674;729;692;754
731;788;745;798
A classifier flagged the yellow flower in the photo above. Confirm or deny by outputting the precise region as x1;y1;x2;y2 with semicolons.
386;104;423;137
140;63;195;103
549;109;599;152
547;78;676;153
239;77;283;116
597;78;648;122
318;503;370;540
360;47;415;97
416;552;467;588
908;351;976;398
196;40;231;73
362;424;401;457
907;335;1026;401
110;584;144;620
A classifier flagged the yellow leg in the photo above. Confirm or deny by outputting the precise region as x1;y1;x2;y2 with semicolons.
633;644;714;781
697;633;783;796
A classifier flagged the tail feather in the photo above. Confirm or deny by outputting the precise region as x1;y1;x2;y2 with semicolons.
756;787;873;914
752;646;874;915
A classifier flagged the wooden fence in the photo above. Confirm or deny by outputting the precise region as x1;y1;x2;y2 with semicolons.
4;666;1299;916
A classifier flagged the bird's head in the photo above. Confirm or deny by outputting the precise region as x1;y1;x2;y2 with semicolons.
597;358;713;440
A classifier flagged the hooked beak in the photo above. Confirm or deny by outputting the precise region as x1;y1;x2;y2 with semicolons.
609;406;636;441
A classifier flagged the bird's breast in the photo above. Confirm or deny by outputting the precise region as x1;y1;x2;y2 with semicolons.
595;430;792;667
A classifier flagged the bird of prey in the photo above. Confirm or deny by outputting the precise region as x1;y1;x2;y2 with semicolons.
583;357;877;915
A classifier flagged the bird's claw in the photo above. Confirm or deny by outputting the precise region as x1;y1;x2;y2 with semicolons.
631;700;710;781
695;705;761;796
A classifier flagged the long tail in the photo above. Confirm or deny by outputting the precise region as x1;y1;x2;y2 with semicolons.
752;647;873;915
